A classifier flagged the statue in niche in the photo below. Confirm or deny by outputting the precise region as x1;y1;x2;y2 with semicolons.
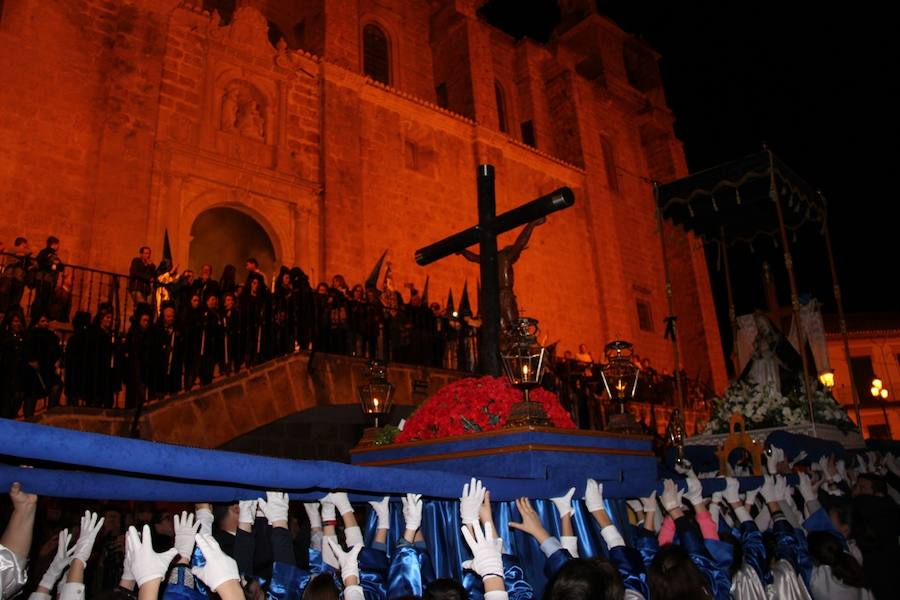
237;100;265;140
220;87;240;131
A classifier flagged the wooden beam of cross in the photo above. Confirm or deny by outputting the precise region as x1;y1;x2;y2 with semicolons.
415;165;575;376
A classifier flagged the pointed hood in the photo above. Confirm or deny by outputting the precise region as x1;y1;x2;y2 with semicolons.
458;280;472;318
364;249;388;290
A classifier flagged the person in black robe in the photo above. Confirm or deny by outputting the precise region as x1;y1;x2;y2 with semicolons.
220;292;242;375
23;313;63;415
148;304;183;398
362;286;384;359
127;246;156;307
430;302;446;368
290;267;314;351
180;292;203;390
0;309;28;418
348;284;366;357
123;309;153;410
0;238;34;314
63;311;92;407
328;275;351;354
30;236;64;321
192;263;220;302
199;293;223;385
83;307;120;409
271;267;295;357
219;264;238;298
240;275;268;367
313;282;331;352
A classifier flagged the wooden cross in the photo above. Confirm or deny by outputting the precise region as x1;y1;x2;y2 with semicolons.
415;165;575;375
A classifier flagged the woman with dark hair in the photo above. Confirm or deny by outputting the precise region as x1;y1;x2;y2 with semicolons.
648;544;713;600
271;267;295;357
807;531;872;599
219;264;238;296
290;267;314;351
83;307;120;408
240;276;268;367
313;282;330;352
0;309;28;418
544;558;626;600
300;573;340;600
123;309;153;410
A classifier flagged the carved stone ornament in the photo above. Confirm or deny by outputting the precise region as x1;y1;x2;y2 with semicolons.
220;81;266;141
209;6;275;58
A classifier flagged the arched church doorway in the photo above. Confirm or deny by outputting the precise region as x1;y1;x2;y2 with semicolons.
188;207;276;284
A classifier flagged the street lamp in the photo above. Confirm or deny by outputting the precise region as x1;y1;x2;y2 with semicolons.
501;317;551;427
599;340;643;434
358;360;395;429
871;378;889;400
818;369;835;390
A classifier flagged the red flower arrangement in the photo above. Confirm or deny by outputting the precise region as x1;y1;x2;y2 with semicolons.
395;376;576;443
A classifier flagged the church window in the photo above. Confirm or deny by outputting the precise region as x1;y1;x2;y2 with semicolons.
521;120;536;147
637;300;654;332
435;83;448;108
363;24;390;85
601;135;619;193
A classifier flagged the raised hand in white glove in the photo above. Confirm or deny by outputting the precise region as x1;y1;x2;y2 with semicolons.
773;475;789;501
325;538;363;581
767;446;785;475
39;529;75;590
551;487;576;518
759;475;778;504
304;503;322;528
173;511;201;559
368;497;390;530
641;490;658;514
683;476;704;506
744;487;761;507
126;525;178;586
192;533;240;592
195;505;214;536
626;499;644;516
460;521;505;581
238;500;258;525
798;473;819;502
459;478;486;525
660;479;684;512
258;491;290;524
789;450;808;467
401;493;423;532
722;477;741;505
584;479;606;513
320;492;353;517
674;461;696;479
836;459;850;483
856;455;869;474
72;511;105;568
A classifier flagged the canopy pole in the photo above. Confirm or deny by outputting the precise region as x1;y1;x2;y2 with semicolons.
768;151;817;437
654;182;683;409
719;226;740;376
820;197;862;433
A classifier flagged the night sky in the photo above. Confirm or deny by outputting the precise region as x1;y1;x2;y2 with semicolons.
482;0;898;354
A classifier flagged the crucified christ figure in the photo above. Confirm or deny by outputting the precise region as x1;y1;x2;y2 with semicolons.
457;217;545;331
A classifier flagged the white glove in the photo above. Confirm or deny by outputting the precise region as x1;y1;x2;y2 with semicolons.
626;499;644;516
460;522;504;581
560;536;579;558
39;529;75;590
641;490;658;514
711;491;723;506
173;511;201;559
258;491;290;524
856;455;869;474
673;460;695;478
121;533;135;582
401;493;423;532
320;501;336;522
321;492;353;516
836;459;849;483
325;539;362;581
767;446;785;475
551;487;576;518
191;533;239;592
459;478;486;525
660;480;684;511
722;477;741;505
304;503;322;528
195;508;214;536
72;511;105;568
683;477;704;506
798;473;818;502
745;487;761;508
584;479;605;513
759;475;778;504
773;475;789;501
238;500;258;525
698;471;719;479
368;497;391;530
126;525;178;586
789;450;808;467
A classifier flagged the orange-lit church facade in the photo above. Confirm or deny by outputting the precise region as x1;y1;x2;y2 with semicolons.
0;0;726;388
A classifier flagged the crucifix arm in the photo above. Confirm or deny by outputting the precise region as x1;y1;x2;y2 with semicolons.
508;217;545;260
457;248;480;263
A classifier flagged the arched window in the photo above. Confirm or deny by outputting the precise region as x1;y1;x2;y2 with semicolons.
363;24;390;85
495;81;508;133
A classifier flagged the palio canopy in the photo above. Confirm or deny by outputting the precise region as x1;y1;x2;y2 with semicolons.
656;151;825;247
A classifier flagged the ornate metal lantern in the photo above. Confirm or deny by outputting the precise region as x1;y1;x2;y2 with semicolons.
600;340;643;433
501;317;551;427
818;369;835;390
666;408;688;468
357;360;394;428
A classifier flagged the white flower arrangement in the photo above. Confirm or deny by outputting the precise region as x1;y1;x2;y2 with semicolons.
703;381;854;434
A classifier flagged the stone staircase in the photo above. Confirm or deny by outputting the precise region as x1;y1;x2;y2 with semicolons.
31;352;465;449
